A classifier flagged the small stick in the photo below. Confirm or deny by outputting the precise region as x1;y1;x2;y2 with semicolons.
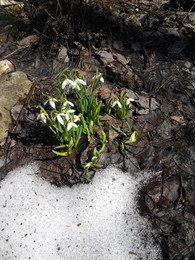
94;88;125;96
0;46;28;61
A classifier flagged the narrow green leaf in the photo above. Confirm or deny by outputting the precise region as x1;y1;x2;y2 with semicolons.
52;150;70;156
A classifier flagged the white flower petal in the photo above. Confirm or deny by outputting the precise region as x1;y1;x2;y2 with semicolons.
37;113;47;124
118;101;122;108
65;114;69;121
55;113;67;124
43;100;48;106
62;79;74;89
63;101;74;107
62;79;69;89
49;100;56;109
126;98;134;106
56;114;64;125
100;76;104;83
111;101;116;108
67;109;75;114
75;79;86;85
74;115;80;122
112;100;122;108
67;122;78;131
92;73;104;82
75;85;80;91
84;162;92;168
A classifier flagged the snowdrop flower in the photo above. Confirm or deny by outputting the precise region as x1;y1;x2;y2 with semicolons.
72;78;86;91
37;113;47;124
44;98;57;109
112;100;122;109
67;122;78;131
100;76;104;83
73;115;80;122
55;113;67;125
93;73;104;83
61;79;74;90
64;110;76;121
62;100;74;108
62;78;86;91
66;109;75;114
56;109;75;123
126;98;134;106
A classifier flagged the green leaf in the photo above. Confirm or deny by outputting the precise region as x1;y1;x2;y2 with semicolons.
52;150;70;156
54;144;69;149
112;125;126;136
91;163;103;167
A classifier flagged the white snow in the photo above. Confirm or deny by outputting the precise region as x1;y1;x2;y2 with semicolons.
0;164;162;260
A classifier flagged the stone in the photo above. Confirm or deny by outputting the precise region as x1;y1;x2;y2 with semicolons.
113;53;129;66
0;59;15;76
0;71;32;144
173;146;195;177
112;40;123;52
0;0;29;42
0;0;25;18
157;120;173;140
97;50;114;64
136;96;159;112
57;46;69;63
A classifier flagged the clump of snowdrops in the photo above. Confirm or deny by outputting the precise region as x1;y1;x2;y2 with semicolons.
37;68;138;179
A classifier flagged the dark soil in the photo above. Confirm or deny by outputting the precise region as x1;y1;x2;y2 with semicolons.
0;0;195;259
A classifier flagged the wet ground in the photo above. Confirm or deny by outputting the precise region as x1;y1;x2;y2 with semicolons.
0;0;195;259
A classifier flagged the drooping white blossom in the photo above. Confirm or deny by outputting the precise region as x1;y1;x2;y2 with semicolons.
62;78;86;91
92;73;104;83
44;98;58;109
73;115;80;122
126;98;134;106
37;113;47;124
62;100;74;108
67;122;78;131
62;79;74;90
112;100;122;109
55;113;67;125
66;109;75;114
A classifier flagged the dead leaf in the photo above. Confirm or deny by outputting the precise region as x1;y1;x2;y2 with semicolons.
113;40;123;52
170;115;185;124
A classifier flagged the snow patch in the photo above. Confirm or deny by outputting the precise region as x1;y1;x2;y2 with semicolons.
0;164;162;260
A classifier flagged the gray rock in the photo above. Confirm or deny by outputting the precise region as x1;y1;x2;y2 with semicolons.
157;120;173;140
57;46;69;63
174;146;195;177
0;71;32;144
97;50;114;64
113;53;129;66
137;96;159;112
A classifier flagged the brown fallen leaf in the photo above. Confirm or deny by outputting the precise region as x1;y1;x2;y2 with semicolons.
113;40;123;52
128;251;138;256
170;115;185;124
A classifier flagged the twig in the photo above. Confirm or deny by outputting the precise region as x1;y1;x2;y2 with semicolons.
94;88;125;96
182;3;195;23
0;46;28;61
44;9;56;20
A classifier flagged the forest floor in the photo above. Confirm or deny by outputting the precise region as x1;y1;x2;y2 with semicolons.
0;0;195;259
